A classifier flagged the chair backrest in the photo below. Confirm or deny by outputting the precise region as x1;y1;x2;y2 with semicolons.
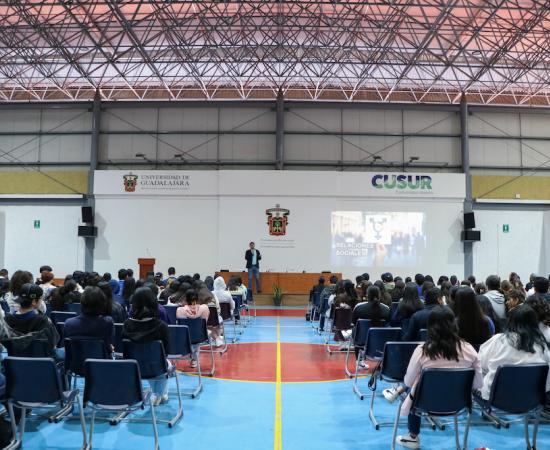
165;305;178;325
84;359;143;407
333;307;353;330
207;306;220;326
66;303;81;314
380;342;422;381
231;294;243;310
353;319;371;347
419;328;428;341
312;291;321;307
176;317;208;345
489;364;549;414
219;302;232;321
413;368;474;415
364;327;402;359
113;323;124;354
64;338;110;376
3;338;51;357
122;340;167;379
4;357;63;405
50;311;77;324
167;325;192;358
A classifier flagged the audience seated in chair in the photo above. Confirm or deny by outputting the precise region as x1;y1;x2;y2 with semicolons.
64;286;114;357
402;288;449;341
123;286;172;406
176;289;211;364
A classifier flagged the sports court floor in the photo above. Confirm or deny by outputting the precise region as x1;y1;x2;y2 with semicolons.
17;311;550;449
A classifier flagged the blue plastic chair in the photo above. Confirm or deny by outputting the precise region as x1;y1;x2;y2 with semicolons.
64;338;110;385
473;364;548;449
419;328;428;341
207;305;227;354
391;368;475;450
50;311;77;324
354;327;402;399
324;307;353;354
2;339;51;358
176;317;215;376
344;318;372;378
66;303;81;314
83;359;158;450
4;357;87;449
164;305;178;325
167;325;202;398
220;301;239;342
369;342;422;429
123;340;182;428
113;323;124;357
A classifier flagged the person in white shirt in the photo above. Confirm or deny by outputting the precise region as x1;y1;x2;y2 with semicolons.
478;304;550;401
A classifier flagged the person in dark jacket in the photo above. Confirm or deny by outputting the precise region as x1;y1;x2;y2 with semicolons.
391;282;423;329
318;275;338;331
49;279;81;311
4;283;62;360
123;287;170;406
64;286;114;356
245;241;262;293
402;287;448;341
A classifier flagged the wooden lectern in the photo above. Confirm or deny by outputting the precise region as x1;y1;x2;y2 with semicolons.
138;258;155;280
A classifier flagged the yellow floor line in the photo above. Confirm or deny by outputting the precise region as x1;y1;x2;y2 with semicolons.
274;317;282;450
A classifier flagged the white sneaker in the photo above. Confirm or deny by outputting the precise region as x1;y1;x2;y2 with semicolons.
358;361;369;371
396;433;420;449
150;394;162;407
383;387;399;403
215;337;225;347
160;394;169;404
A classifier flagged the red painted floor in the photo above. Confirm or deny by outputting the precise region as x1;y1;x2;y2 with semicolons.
254;309;307;317
176;343;372;382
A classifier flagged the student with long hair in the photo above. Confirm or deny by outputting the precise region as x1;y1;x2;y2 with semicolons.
373;280;392;307
177;289;210;367
454;287;493;350
395;308;482;449
478;304;550;401
524;295;550;341
391;282;423;328
123;287;171;406
352;285;390;327
49;279;81;311
505;288;525;315
97;281;127;323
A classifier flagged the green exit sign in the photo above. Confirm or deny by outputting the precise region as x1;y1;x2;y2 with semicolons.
503;224;509;233
33;220;40;229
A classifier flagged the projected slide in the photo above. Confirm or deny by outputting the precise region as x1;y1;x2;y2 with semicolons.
331;211;426;268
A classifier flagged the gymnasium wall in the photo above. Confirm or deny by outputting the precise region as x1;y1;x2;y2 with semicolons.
93;170;465;280
0;205;85;277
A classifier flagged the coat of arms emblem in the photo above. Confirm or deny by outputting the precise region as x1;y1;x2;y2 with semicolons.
123;173;138;192
266;204;290;236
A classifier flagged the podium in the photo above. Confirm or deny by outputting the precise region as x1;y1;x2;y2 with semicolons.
138;258;156;280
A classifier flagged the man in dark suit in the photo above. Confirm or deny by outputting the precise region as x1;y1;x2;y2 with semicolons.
245;242;262;293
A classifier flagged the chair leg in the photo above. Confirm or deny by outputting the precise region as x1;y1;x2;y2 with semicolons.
524;415;534;450
453;415;460;450
344;340;354;378
532;412;540;450
369;379;379;429
463;411;471;450
76;396;88;450
150;397;159;450
353;350;368;400
391;399;404;450
87;410;96;450
6;402;20;450
167;373;183;428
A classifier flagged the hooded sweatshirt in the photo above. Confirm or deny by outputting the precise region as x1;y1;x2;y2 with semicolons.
122;317;169;352
484;290;506;319
213;277;235;311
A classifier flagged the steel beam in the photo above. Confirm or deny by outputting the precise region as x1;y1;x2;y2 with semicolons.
461;95;474;279
275;90;285;170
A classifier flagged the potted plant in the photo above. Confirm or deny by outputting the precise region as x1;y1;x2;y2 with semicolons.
272;283;284;306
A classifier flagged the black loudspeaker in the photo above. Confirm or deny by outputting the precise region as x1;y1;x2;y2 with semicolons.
461;230;481;242
82;206;94;224
78;226;98;238
463;212;475;229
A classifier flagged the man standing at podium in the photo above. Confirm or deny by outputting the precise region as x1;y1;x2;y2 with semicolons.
245;242;262;293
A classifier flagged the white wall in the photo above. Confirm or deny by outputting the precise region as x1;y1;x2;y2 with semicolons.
0;205;84;276
472;209;546;283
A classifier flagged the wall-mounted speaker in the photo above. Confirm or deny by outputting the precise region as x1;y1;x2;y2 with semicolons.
78;226;97;238
461;230;481;242
82;206;94;224
463;212;475;229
